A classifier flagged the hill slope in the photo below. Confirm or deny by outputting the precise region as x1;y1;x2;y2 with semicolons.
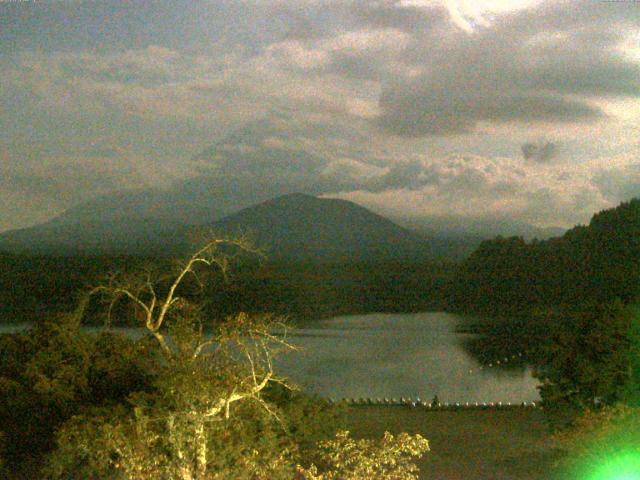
453;197;640;315
207;193;435;261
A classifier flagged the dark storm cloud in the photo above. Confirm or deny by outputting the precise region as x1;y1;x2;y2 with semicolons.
377;86;603;136
0;0;639;232
531;58;640;98
374;0;640;136
270;3;339;41
521;141;558;163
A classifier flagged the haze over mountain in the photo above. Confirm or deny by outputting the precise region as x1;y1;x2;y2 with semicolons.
47;115;346;228
396;215;565;242
0;192;479;260
0;112;570;257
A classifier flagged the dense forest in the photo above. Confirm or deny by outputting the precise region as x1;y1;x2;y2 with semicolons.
452;198;640;317
2;199;639;349
0;240;431;479
4;199;639;327
0;253;455;325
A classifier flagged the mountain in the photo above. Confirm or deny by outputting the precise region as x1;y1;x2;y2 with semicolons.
206;193;437;262
0;115;368;254
0;216;189;256
32;113;370;229
0;192;466;260
0;112;563;256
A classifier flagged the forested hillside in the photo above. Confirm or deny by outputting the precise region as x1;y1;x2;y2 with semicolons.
453;198;640;317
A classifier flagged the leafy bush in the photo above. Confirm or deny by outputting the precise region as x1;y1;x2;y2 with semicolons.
296;430;429;480
0;313;157;474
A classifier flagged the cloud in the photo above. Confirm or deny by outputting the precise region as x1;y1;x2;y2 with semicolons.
0;0;639;232
0;147;148;209
365;161;441;192
377;86;603;136
6;1;638;138
592;163;640;203
325;148;625;228
351;1;445;33
58;46;185;86
521;141;558;163
372;0;640;136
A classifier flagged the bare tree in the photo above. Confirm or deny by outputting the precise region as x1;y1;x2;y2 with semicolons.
78;236;296;480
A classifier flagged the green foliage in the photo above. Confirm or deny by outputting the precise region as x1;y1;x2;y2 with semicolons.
42;312;376;480
621;303;640;408
534;301;634;428
263;383;347;459
43;310;345;480
3;238;432;479
0;430;5;473
0;253;149;323
453;236;540;316
45;396;297;480
204;259;455;323
41;239;357;479
0;314;157;472
0;252;455;325
452;199;640;431
552;404;640;479
297;430;429;480
453;198;640;317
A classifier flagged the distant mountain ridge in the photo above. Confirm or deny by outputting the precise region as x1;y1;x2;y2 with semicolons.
0;192;478;260
394;215;565;242
0;216;189;256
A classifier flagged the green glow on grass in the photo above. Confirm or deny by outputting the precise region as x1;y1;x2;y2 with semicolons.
584;452;640;480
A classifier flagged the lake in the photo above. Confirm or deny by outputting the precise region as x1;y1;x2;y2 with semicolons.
275;312;541;403
0;312;540;403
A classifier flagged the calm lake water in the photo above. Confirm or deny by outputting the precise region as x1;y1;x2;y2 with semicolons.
0;312;540;403
275;312;540;403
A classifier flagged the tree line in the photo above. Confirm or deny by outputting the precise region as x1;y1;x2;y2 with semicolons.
450;198;640;471
0;252;455;325
451;198;640;317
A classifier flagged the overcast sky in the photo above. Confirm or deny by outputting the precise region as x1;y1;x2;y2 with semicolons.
1;0;639;232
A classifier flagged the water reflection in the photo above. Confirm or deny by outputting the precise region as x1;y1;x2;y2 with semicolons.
275;312;540;403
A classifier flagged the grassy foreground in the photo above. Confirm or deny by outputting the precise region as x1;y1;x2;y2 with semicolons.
344;406;564;480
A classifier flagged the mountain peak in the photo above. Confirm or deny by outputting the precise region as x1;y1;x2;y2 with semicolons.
208;194;431;262
268;192;316;202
